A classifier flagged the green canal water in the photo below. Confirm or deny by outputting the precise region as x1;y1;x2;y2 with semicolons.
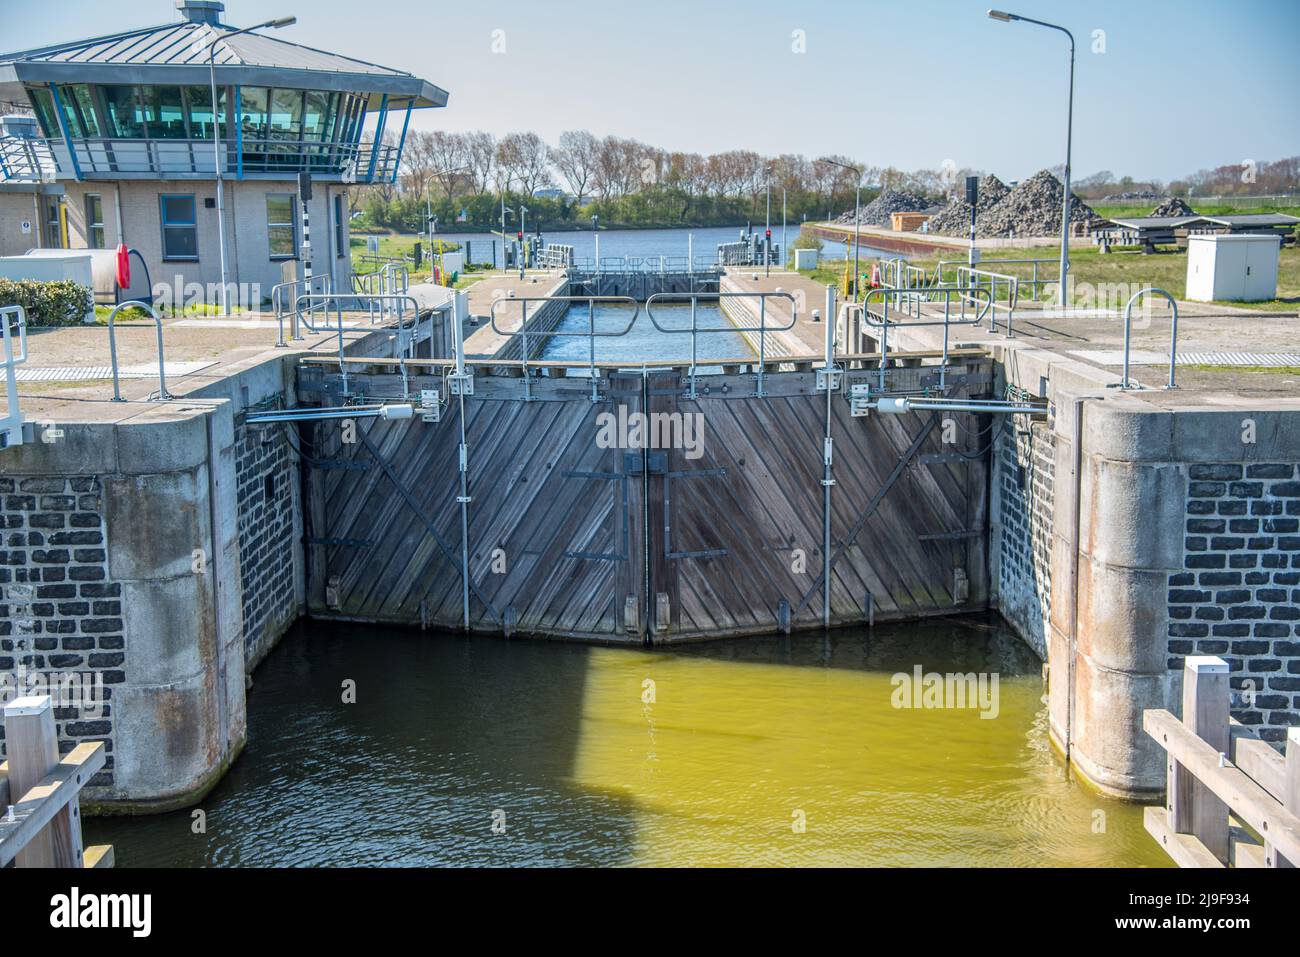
86;616;1169;867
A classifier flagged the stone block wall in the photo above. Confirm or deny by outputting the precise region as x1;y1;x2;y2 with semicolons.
234;413;300;670
0;476;121;788
994;419;1056;657
1167;462;1300;744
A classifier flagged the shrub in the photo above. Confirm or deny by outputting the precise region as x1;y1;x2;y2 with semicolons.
0;278;91;327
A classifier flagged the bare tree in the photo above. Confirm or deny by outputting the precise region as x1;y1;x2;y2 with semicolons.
497;131;552;197
463;131;497;196
551;130;599;204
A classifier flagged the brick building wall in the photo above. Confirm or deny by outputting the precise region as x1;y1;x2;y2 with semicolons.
1168;462;1300;744
0;476;121;788
994;420;1056;657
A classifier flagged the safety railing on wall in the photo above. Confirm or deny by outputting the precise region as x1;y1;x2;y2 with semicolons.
272;275;332;347
488;295;641;402
858;285;994;391
1119;287;1179;390
934;258;1057;304
106;300;171;402
295;292;432;398
1;304;28;449
644;291;798;398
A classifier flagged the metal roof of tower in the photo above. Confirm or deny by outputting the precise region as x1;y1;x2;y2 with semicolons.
0;1;448;109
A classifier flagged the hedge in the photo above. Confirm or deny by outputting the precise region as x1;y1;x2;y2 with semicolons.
0;278;92;327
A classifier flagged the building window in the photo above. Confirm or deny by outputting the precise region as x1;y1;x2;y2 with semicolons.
160;194;197;260
26;86;57;137
140;86;190;139
102;85;145;138
334;194;345;258
44;198;64;249
266;194;296;259
85;194;106;249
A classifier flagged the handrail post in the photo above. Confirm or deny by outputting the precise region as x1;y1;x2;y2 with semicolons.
521;300;531;402
4;695;82;867
1167;297;1180;390
1170;656;1231;865
588;298;598;403
756;295;766;397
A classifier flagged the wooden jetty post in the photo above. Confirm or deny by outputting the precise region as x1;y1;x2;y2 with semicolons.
1143;656;1300;868
0;695;112;869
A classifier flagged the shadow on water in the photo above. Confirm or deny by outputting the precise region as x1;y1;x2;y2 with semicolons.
87;614;1170;868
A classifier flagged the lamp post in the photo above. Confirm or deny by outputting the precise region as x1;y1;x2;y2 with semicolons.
781;186;787;269
499;192;513;274
518;204;529;279
988;9;1074;308
591;214;599;273
764;166;772;277
817;158;862;300
204;15;296;317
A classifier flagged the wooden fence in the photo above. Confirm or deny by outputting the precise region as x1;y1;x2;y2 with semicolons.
1;695;113;868
1143;656;1300;868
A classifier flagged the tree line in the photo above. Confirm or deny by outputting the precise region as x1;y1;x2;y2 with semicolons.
352;128;1299;233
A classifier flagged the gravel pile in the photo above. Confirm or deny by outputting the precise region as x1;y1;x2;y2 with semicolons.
925;175;1012;236
832;188;930;227
976;170;1099;238
1102;189;1161;201
1149;197;1197;218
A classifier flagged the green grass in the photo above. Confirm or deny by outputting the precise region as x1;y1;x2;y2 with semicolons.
1089;203;1300;221
796;245;1300;311
93;301;222;323
1183;365;1300;375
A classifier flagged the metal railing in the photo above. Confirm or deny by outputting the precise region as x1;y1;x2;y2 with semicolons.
934;258;1056;303
1;305;28;448
294;292;430;398
0;136;55;183
272;275;332;346
1120;287;1179;390
644;291;798;397
489;295;641;402
537;244;575;270
858;285;994;390
106;300;171;402
950;265;1019;337
29;135;398;180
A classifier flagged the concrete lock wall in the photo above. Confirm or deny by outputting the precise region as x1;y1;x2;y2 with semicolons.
0;352;312;809
985;337;1300;798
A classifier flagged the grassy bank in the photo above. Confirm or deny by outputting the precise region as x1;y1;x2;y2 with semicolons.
798;245;1300;312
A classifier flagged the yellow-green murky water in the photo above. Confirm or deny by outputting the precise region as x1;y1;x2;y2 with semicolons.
88;616;1169;867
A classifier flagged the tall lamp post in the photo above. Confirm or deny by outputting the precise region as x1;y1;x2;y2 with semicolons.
498;192;513;274
817;158;862;300
204;15;296;316
988;9;1074;308
764;166;772;277
518;204;529;279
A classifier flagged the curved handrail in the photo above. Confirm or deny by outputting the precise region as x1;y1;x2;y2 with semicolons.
295;292;428;397
106;300;170;402
860;285;995;391
272;275;330;346
489;295;641;400
1120;287;1179;390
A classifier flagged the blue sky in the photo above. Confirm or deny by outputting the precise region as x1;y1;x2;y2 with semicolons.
3;0;1297;183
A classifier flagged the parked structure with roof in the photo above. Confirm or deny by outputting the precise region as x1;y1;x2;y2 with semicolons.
0;0;447;301
1092;212;1299;252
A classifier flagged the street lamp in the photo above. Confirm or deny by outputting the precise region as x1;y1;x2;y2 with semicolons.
204;15;296;316
817;158;862;300
591;214;599;272
988;9;1075;308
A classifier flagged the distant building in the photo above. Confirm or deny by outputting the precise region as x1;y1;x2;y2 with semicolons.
0;0;447;302
531;187;567;201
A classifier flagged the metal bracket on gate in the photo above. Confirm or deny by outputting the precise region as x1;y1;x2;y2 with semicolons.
815;367;842;393
419;389;441;423
448;371;474;396
850;382;873;418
